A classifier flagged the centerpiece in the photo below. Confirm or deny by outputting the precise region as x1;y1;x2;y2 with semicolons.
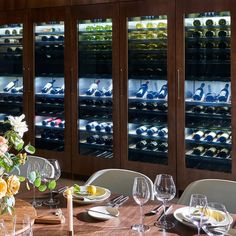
0;114;35;215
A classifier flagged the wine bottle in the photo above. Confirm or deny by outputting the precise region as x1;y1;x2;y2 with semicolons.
95;122;107;131
41;79;56;93
136;126;147;135
217;106;230;115
192;83;205;101
105;123;113;133
104;84;113;96
205;84;217;102
104;137;113;146
146;91;158;99
136;140;147;149
205;147;217;157
3;79;19;92
192;130;204;141
193;19;201;27
218;41;229;49
158;142;168;152
86;80;100;96
204;131;217;142
94;90;104;97
86;134;99;143
204;106;216;114
50;118;62;127
218;148;230;158
218;18;229;26
147;141;158;150
42;118;54;126
157;127;168;137
50;87;61;94
192;146;205;155
147;127;158;136
218;83;230;102
205;41;215;49
58;120;65;128
11;86;23;93
157;103;168;111
205;30;215;38
217;132;230;143
192;31;202;38
58;84;65;94
218;30;228;37
205;19;214;27
136;81;149;98
96;135;109;144
192;105;204;113
146;102;157;110
85;121;98;131
135;102;147;109
157;83;168;99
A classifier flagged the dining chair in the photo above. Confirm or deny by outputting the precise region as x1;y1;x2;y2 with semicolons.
177;179;236;213
11;155;54;177
85;168;155;200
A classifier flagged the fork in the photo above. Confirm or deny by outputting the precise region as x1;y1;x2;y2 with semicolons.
107;195;124;207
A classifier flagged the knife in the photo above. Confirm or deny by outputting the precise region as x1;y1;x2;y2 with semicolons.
156;205;173;222
145;204;163;216
107;195;124;206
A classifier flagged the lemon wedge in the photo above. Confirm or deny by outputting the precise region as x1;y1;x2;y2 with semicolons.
86;185;97;195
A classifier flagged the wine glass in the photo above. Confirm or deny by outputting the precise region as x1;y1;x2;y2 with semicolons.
189;194;208;235
131;177;150;232
202;202;231;236
27;161;42;207
154;174;176;229
42;159;61;206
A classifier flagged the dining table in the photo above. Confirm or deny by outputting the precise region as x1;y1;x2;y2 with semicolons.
13;182;236;236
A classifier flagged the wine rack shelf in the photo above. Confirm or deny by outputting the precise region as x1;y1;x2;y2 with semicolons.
185;138;231;148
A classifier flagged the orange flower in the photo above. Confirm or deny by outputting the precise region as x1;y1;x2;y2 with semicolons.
6;175;20;196
0;178;7;198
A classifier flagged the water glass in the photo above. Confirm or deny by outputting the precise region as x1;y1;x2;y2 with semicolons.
0;215;16;236
202;202;231;236
22;214;33;236
131;177;150;232
189;194;208;235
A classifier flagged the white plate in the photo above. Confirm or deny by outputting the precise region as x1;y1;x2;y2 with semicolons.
73;186;107;198
88;206;119;220
174;206;233;228
72;187;111;205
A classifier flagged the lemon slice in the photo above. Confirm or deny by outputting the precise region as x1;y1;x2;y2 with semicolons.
86;185;97;195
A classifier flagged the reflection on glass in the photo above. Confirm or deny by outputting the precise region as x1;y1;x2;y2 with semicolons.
78;19;113;159
127;15;168;164
0;23;23;118
34;21;65;152
184;12;231;173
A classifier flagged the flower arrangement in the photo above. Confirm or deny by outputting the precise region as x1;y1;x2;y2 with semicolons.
0;114;35;215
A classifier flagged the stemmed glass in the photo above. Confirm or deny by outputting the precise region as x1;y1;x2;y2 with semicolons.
42;159;61;206
27;161;42;207
202;202;231;236
154;174;176;229
131;177;150;232
189;194;208;235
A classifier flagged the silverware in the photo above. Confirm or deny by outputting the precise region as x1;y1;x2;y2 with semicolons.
52;186;68;196
145;204;163;216
114;196;129;207
107;195;124;206
156;205;173;222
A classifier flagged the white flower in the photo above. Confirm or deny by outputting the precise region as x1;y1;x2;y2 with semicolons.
8;114;28;137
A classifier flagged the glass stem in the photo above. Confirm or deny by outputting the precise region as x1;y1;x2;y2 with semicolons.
140;204;143;226
49;190;54;203
197;226;201;235
163;201;166;223
33;185;36;204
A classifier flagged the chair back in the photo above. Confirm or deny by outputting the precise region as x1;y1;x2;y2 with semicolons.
85;168;154;200
177;179;236;213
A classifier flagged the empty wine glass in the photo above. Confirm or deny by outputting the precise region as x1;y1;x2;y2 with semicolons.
189;194;208;235
131;177;150;232
202;202;231;236
154;174;176;229
27;161;42;207
42;159;61;206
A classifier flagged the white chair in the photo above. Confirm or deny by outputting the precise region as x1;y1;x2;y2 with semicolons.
11;155;53;177
85;168;154;200
177;179;236;213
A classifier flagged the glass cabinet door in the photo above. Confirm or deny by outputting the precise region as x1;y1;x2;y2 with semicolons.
184;12;232;173
77;19;113;159
34;21;65;152
128;16;169;164
0;23;24;120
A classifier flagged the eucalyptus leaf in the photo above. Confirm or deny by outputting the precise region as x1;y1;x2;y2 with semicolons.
18;176;26;182
25;144;36;154
48;180;57;190
28;171;36;183
34;177;41;188
38;185;47;192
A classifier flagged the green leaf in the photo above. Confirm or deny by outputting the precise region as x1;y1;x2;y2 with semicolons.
73;184;80;193
18;176;26;182
34;177;41;188
25;144;35;154
48;180;57;190
38;185;47;192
